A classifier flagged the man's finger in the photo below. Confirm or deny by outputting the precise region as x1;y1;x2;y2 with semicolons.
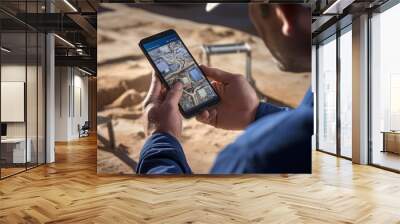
143;73;163;108
150;72;162;95
208;108;218;127
200;65;235;83
147;73;162;100
211;81;219;90
164;82;183;106
196;110;210;124
211;81;224;96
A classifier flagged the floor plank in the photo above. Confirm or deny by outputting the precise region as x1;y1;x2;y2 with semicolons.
0;135;399;223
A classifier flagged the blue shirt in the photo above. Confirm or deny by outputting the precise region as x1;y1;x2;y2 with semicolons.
136;88;313;174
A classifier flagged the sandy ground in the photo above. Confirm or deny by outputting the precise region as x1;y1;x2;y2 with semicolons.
97;4;310;174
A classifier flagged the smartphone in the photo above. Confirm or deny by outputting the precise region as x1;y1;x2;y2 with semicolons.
139;29;220;118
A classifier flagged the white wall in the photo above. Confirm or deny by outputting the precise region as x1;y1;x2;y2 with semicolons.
1;63;46;164
55;67;69;141
54;67;89;141
1;65;28;138
1;82;25;122
1;65;26;132
72;73;89;138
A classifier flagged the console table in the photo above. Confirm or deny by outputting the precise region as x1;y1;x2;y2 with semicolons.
1;138;32;164
382;131;400;154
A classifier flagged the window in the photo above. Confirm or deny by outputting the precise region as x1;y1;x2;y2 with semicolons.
0;1;46;179
339;27;352;158
370;2;400;171
317;35;337;154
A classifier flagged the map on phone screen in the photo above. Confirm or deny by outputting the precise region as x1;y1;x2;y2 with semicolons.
147;38;217;111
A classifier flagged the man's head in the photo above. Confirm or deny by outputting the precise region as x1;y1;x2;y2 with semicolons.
249;4;311;73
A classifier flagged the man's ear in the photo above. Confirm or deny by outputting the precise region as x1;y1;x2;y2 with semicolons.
275;6;293;37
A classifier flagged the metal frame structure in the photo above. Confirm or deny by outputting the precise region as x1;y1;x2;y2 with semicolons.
367;0;400;173
0;0;47;180
201;43;253;82
314;15;354;161
200;42;266;101
314;0;400;172
0;0;98;180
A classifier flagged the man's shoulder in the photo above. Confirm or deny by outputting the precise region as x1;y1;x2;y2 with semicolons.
253;104;313;130
233;105;313;147
213;105;313;173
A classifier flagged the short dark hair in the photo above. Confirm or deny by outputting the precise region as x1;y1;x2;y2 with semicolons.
259;4;309;18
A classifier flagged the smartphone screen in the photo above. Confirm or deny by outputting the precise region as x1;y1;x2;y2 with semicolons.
139;29;219;118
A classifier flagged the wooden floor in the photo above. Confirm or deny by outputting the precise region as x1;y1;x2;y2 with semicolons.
0;135;400;223
1;167;26;178
373;150;400;171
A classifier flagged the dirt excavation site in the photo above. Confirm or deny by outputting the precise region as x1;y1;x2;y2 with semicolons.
97;4;310;174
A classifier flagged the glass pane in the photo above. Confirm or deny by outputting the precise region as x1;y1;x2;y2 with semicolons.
26;0;38;169
339;28;352;158
371;4;400;171
38;33;45;165
27;31;38;169
1;30;27;177
317;36;337;154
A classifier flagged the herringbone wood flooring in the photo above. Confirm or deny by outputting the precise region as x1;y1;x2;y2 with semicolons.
1;135;400;224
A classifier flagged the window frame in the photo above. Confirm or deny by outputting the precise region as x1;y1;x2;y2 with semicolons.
315;21;353;160
0;0;47;180
367;0;400;173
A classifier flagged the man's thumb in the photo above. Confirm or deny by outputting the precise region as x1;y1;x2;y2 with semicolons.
200;65;232;83
165;82;183;106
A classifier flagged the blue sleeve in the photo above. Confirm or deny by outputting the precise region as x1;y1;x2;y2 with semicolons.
136;132;192;174
210;105;313;174
255;102;290;120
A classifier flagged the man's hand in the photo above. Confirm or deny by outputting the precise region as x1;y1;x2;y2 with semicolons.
143;73;183;139
196;65;259;130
